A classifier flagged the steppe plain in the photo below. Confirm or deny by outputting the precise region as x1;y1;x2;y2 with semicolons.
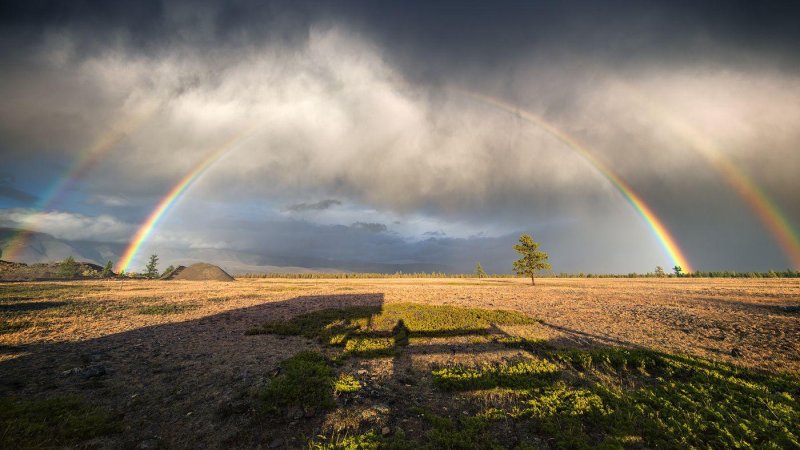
1;277;798;448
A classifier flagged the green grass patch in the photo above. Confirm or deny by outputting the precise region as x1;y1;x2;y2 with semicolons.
252;303;799;448
259;351;336;414
523;382;609;419
432;357;559;391
418;411;503;450
368;303;539;335
343;337;395;358
313;347;800;449
246;303;537;343
333;374;362;394
0;396;121;448
246;305;380;339
452;348;800;449
136;303;199;315
310;430;416;450
311;410;501;450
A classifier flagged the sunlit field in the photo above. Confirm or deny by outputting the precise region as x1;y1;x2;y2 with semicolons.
1;277;798;448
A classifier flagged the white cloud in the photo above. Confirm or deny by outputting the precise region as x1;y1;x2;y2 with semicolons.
0;208;135;242
0;27;606;217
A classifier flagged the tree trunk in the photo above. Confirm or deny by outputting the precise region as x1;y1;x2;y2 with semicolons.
531;275;535;286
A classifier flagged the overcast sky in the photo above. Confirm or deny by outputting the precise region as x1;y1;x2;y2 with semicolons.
1;0;799;273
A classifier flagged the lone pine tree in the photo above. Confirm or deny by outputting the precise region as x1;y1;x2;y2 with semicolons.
145;254;159;279
475;262;487;278
513;234;551;286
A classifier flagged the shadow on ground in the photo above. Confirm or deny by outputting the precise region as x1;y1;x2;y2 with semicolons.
0;293;386;448
1;292;798;449
0;301;69;313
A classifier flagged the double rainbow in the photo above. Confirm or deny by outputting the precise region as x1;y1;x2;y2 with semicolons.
115;129;253;273
3;106;157;261
619;87;800;268
3;90;701;273
117;91;695;273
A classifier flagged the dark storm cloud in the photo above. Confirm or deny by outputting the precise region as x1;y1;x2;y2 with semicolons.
3;0;799;70
0;178;36;203
348;0;800;74
0;0;317;60
188;216;673;274
285;199;342;212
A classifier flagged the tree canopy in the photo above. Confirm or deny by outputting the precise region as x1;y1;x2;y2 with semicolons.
512;234;551;285
475;262;487;278
145;254;159;279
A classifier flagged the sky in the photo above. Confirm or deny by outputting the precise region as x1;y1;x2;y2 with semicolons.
1;0;799;274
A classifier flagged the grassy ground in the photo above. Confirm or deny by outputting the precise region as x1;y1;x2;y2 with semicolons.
251;304;799;449
0;396;121;448
0;278;797;448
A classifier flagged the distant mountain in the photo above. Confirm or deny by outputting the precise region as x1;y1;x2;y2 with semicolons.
0;228;457;274
0;227;123;265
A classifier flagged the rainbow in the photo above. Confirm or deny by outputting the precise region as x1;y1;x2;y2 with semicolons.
455;89;693;272
619;87;800;269
116;129;253;273
2;106;157;261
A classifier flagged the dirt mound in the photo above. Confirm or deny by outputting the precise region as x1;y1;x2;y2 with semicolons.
160;265;186;280
171;263;234;281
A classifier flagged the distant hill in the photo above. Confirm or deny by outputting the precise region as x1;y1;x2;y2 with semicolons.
0;228;457;274
171;263;234;281
0;259;107;281
0;227;122;265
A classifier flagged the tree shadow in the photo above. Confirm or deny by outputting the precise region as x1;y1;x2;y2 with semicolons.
712;298;800;315
538;321;646;349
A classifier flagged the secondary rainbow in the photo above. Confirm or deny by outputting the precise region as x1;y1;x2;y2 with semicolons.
116;130;252;273
455;88;693;272
3;106;157;261
618;87;800;269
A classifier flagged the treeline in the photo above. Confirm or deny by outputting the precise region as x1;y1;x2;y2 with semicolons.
237;272;516;279
238;270;800;279
552;270;800;278
680;270;799;278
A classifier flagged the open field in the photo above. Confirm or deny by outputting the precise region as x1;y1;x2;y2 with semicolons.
1;278;799;448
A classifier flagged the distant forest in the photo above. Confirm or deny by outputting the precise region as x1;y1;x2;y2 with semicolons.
238;269;800;279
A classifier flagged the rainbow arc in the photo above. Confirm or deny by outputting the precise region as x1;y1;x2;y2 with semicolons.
116;128;254;273
454;89;693;272
617;86;800;269
3;105;158;261
118;91;696;273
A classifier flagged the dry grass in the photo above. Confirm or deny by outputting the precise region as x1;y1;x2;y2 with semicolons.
0;277;797;448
